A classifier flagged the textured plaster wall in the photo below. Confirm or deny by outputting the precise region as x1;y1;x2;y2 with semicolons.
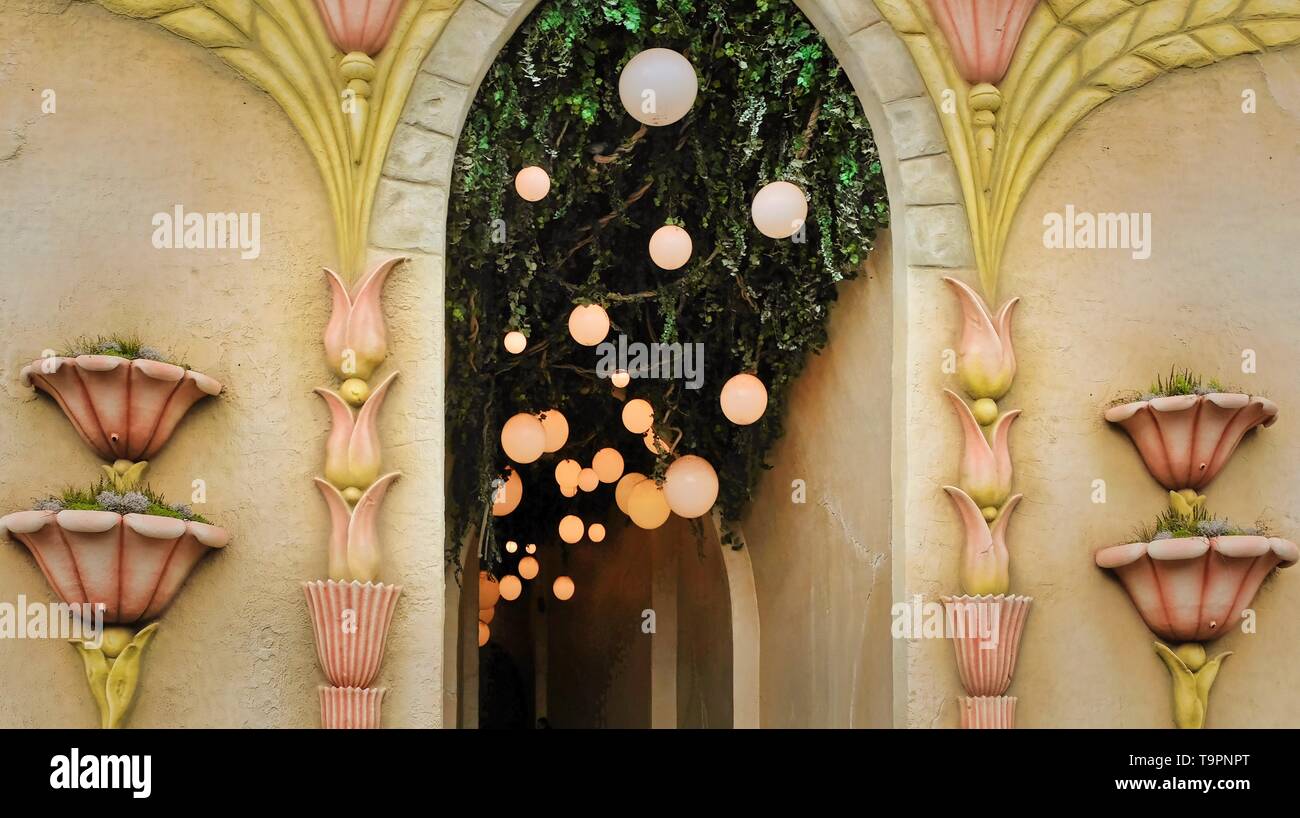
741;233;895;729
0;1;443;727
904;49;1300;728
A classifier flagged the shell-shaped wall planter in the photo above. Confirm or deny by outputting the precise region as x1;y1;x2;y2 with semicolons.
1104;394;1278;491
303;580;402;688
926;0;1039;85
319;685;386;729
21;356;221;462
960;695;1016;729
1095;535;1298;643
943;594;1032;697
0;509;228;623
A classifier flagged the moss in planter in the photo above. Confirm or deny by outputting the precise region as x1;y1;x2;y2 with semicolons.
1132;504;1267;543
35;480;211;525
62;334;187;368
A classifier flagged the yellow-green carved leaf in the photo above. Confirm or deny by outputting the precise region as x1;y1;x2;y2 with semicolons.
104;622;159;729
158;6;246;47
72;642;112;729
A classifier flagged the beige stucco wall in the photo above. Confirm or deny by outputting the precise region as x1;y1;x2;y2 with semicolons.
0;1;443;727
903;48;1300;728
742;232;896;729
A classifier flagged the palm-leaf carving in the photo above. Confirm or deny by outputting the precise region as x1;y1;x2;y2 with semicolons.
878;0;1300;297
95;0;463;279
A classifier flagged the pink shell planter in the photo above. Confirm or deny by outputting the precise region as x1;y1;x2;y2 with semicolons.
0;509;228;623
960;696;1016;729
1104;393;1278;491
313;0;406;56
927;0;1039;85
304;580;402;688
319;686;386;729
1096;535;1298;643
942;594;1032;697
22;356;221;462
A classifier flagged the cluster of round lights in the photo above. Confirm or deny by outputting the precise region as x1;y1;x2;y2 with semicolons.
485;49;797;628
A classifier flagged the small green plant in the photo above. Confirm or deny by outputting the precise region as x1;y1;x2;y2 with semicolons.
1110;367;1238;406
35;480;209;524
62;335;179;366
1133;503;1266;543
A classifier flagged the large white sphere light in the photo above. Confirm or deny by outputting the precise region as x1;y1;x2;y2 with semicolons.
515;166;551;201
553;576;576;601
568;304;611;347
751;181;808;239
720;373;768;426
628;479;671;530
499;574;523;601
648;225;693;270
540;409;569;453
622;399;654;434
592;448;625;483
615;472;647;514
559;514;585;544
491;467;523;516
664;454;719;519
618;48;698;127
501;412;547;463
518;556;540;580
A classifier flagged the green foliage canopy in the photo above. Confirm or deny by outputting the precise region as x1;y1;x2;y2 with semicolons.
445;0;889;569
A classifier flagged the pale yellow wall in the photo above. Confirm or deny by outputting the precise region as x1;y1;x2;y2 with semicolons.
903;49;1300;728
742;232;896;729
0;1;443;727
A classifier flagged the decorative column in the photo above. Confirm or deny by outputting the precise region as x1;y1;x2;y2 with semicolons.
1096;391;1296;727
1;351;226;727
305;258;406;728
941;278;1030;728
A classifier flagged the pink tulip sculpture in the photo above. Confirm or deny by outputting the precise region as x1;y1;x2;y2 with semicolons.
1098;387;1294;728
307;258;405;728
5;347;226;727
942;277;1030;728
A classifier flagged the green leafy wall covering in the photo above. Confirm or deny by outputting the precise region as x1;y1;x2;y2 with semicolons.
446;0;888;569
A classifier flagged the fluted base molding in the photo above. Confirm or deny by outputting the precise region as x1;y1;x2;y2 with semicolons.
319;686;386;729
959;696;1016;729
943;594;1032;696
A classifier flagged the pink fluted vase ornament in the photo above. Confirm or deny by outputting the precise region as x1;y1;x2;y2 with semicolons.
944;277;1018;403
943;594;1032;697
21;356;221;464
304;580;402;687
312;2;407;161
946;388;1019;515
316;371;398;493
1105;393;1278;491
1;510;228;623
323;258;403;388
944;487;1022;597
926;0;1039;85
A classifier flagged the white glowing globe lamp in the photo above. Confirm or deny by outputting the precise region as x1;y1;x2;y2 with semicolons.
478;620;490;646
540;409;569;453
618;48;697;127
611;369;631;388
622;399;654;434
628;479;671;530
664;454;719;519
568;304;610;347
553;576;576;601
519;556;540;580
751;181;807;239
515;166;551;201
592;447;625;483
616;472;647;514
588;523;606;543
559;514;584;544
720;373;768;426
501;412;547;463
479;571;500;608
555;458;582;487
578;468;599;492
499;574;523;601
491;467;523;516
503;331;527;354
648;225;692;270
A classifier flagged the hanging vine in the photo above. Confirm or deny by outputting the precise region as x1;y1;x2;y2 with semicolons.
446;0;888;570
